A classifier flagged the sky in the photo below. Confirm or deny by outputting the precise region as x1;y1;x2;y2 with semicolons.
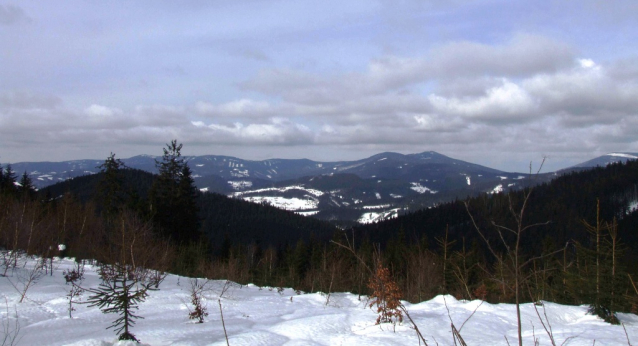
1;1;638;172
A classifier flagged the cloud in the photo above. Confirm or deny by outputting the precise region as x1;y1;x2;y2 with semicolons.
241;33;574;109
0;5;31;26
428;34;575;78
524;59;638;125
196;99;279;118
190;117;314;145
0;91;61;111
429;80;537;122
85;104;121;117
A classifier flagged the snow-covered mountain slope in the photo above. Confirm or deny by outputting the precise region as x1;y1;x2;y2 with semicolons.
5;151;506;190
2;256;638;345
570;152;638;169
17;151;636;224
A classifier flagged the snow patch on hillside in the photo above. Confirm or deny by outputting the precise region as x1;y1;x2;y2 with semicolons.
296;210;319;216
490;184;503;194
242;196;319;210
231;185;324;197
358;208;399;224
608;153;638;159
228;180;253;190
410;182;437;194
362;204;390;209
628;200;638;214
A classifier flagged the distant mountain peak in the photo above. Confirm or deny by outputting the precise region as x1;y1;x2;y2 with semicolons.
606;152;638;159
569;152;638;169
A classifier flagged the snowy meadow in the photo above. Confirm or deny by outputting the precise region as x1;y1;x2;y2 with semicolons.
1;256;637;346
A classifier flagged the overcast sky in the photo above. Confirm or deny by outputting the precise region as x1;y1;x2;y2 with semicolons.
2;1;638;172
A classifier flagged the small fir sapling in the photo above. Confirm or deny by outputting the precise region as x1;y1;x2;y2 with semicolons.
86;263;158;342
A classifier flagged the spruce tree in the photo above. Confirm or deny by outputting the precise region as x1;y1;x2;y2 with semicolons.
149;140;199;244
97;153;127;219
18;171;36;200
88;263;154;342
1;164;17;196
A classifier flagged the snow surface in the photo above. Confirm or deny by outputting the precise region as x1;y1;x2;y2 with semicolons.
231;185;324;198
227;181;253;190
241;196;318;211
0;259;638;346
410;182;438;194
490;184;504;194
362;204;391;209
608;153;638;159
357;209;399;224
295;210;320;216
2;257;637;346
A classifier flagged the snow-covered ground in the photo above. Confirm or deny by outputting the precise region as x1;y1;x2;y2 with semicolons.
231;185;324;198
2;257;638;346
410;182;437;194
240;196;319;211
357;209;400;224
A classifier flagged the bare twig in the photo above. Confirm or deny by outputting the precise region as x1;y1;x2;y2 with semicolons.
1;297;22;346
399;305;429;345
443;297;468;346
505;335;512;346
218;299;230;346
622;323;633;346
7;256;46;303
459;300;484;332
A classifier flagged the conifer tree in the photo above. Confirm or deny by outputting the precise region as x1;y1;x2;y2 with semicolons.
1;164;17;196
88;263;154;342
18;171;36;199
97;153;127;220
573;200;626;323
149;140;199;244
86;211;164;342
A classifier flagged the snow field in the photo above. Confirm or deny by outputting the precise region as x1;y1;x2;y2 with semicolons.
2;257;637;346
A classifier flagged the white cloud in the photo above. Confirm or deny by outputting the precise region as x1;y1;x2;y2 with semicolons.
429;80;537;121
428;34;575;78
84;104;120;117
190;117;314;145
196;99;277;117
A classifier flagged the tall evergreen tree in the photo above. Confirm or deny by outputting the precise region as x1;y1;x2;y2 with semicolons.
97;153;127;219
1;164;17;196
149;140;200;244
18;171;36;199
0;164;5;195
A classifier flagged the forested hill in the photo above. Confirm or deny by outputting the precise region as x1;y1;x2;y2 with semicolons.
351;160;638;257
40;169;338;251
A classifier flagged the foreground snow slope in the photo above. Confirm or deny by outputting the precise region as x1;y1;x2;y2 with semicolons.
2;257;637;346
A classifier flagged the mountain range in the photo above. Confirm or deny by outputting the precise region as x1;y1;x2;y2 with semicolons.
5;151;638;225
